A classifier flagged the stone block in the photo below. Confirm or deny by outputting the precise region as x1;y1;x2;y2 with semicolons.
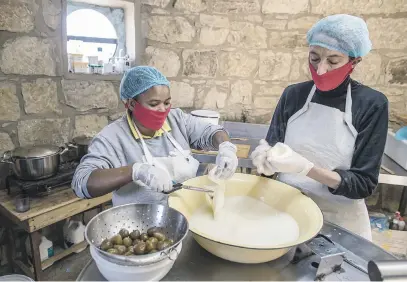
18;118;70;146
21;78;60;114
142;0;171;8
287;16;320;30
219;51;258;78
375;87;405;118
228;22;267;49
262;0;308;14
195;81;229;110
108;112;125;121
259;51;292;81
144;47;180;77
263;19;287;30
242;15;263;23
0;36;56;76
0;82;20;122
74;115;108;137
229;80;252;106
199;14;229;28
170;81;195;108
62;80;118;112
174;0;207;12
199;27;229;46
147;16;196;43
182;50;218;78
0;0;36;33
289;50;310;82
352;52;382;86
269;31;307;48
367;18;407;50
311;0;407;14
0;132;14;153
385;57;407;85
211;0;260;14
42;0;61;30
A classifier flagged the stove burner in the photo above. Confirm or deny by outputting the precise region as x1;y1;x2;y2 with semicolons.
6;161;79;197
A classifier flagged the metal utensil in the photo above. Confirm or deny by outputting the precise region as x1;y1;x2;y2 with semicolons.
85;204;189;266
1;145;69;180
165;183;215;197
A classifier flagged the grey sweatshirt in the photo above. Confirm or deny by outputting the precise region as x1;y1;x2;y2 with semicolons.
72;108;225;204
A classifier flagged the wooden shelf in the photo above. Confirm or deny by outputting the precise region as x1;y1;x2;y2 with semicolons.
41;241;88;270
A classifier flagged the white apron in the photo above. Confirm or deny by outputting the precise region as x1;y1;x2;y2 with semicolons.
112;121;200;206
278;84;372;241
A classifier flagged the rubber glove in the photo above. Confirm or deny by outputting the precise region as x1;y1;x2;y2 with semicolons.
132;163;173;192
250;139;276;176
211;141;238;180
267;143;314;176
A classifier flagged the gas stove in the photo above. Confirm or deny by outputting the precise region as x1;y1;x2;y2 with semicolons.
6;161;79;197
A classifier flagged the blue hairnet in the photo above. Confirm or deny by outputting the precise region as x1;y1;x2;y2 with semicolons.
119;66;170;100
307;14;372;58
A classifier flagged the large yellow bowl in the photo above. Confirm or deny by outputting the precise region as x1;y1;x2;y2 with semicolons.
168;173;323;264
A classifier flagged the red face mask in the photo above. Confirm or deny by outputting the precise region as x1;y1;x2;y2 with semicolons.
128;101;170;131
309;61;354;91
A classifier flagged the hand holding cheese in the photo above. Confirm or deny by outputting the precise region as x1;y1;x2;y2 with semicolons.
266;143;314;176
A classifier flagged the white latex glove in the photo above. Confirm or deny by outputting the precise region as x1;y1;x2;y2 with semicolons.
250;139;276;176
132;163;173;193
267;143;314;176
211;141;238;180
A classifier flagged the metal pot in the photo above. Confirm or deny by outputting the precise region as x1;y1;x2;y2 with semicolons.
70;136;92;159
1;145;68;180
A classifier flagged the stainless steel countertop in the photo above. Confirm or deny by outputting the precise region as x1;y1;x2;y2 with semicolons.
76;222;397;281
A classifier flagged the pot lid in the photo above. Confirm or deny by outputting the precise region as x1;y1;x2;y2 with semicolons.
12;145;61;158
191;110;220;118
73;136;93;145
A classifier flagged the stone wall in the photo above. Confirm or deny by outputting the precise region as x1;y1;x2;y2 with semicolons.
1;0;407;155
0;0;124;153
141;0;407;129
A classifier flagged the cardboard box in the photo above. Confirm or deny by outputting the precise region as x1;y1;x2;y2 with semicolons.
372;229;407;258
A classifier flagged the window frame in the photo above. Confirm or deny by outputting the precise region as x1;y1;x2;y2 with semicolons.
61;0;142;81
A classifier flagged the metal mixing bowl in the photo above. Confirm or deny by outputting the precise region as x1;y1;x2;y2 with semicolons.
85;204;189;266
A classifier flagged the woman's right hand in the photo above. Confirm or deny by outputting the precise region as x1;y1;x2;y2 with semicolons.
132;163;173;193
250;139;276;176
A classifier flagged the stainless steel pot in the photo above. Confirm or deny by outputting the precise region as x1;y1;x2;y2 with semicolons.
1;145;68;180
70;136;92;159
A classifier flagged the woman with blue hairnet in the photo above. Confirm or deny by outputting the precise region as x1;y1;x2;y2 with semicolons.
251;14;388;241
72;66;238;206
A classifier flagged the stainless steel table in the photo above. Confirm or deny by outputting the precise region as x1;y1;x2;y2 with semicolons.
77;222;397;281
194;121;407;216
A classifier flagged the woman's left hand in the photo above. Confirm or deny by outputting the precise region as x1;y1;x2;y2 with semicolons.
212;141;238;180
267;143;314;176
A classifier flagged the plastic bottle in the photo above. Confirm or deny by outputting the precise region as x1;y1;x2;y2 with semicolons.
25;235;54;264
398;217;405;231
63;218;86;253
391;211;401;230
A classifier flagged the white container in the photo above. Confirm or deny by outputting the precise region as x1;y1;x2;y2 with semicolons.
63;218;87;253
0;275;34;281
384;130;407;170
191;110;220;125
103;62;113;74
90;243;182;281
88;56;99;65
26;236;54;264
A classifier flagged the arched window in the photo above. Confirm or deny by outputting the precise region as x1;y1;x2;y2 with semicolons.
67;9;118;63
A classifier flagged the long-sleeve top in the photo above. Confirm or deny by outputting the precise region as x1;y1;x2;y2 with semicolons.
266;77;389;199
72;108;224;202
